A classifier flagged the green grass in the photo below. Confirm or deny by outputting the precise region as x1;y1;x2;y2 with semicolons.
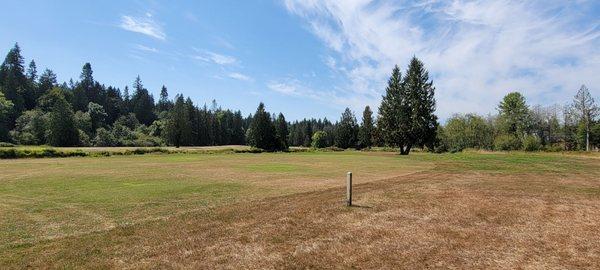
0;150;598;255
407;151;598;175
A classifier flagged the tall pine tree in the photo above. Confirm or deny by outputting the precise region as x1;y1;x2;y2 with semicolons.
358;105;374;149
131;76;156;126
164;94;192;147
378;58;438;155
247;102;276;151
275;113;289;150
404;56;438;150
335;108;358;149
0;43;28;127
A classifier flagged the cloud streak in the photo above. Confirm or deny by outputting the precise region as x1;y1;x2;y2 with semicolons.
284;0;600;119
192;49;238;66
120;15;166;40
228;72;253;82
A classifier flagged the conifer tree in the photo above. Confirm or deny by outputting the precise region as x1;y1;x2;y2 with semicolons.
358;105;374;149
572;85;598;151
47;92;79;146
404;56;438;150
275;113;289;150
158;85;172;112
378;58;438;155
38;69;57;98
131;76;156;125
164;95;192;147
335;107;358;149
0;43;27;127
247;102;276;150
378;65;411;154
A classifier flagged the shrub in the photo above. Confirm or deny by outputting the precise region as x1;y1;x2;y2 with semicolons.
0;148;87;159
311;131;329;149
494;135;521;151
543;144;563;152
522;136;541;151
0;142;15;147
94;128;118;147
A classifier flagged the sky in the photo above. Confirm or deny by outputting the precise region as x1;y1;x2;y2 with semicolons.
0;0;598;122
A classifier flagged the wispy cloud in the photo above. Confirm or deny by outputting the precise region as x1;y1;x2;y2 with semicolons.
284;0;600;119
134;44;158;53
120;14;166;40
228;72;253;82
192;49;238;66
267;79;337;104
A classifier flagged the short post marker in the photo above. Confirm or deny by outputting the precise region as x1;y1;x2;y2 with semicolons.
346;172;352;206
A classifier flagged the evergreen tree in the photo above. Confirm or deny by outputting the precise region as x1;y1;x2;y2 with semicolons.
131;76;156;125
164;95;192;147
335;108;358;149
26;60;37;82
275;113;289;150
24;60;38;109
378;65;412;154
232;111;246;145
123;86;131;113
404;56;438;150
47;91;79;146
572;85;598;151
104;86;123;125
378;58;438;154
38;69;57;99
0;43;27;127
72;63;96;111
157;85;172;112
247;102;276;150
358;105;374;149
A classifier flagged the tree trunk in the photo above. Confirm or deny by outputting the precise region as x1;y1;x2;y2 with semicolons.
585;117;590;151
399;145;411;155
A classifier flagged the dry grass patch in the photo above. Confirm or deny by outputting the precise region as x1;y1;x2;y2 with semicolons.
0;151;598;269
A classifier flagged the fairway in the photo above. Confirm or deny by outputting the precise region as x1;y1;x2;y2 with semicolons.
1;150;599;268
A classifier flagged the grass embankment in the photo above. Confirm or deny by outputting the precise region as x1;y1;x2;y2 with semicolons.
0;151;599;268
0;145;266;159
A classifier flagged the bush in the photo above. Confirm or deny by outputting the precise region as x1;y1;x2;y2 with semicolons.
543;144;563;152
522;136;541;151
0;142;15;147
311;131;329;148
78;129;92;147
94;128;118;147
494;135;521;151
0;148;87;159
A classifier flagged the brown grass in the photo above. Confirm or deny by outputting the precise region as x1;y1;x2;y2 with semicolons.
1;151;599;269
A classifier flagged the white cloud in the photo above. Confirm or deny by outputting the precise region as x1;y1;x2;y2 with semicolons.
134;44;158;53
267;79;340;105
268;81;300;95
192;49;238;66
228;72;253;82
120;15;166;40
207;52;237;65
284;0;600;119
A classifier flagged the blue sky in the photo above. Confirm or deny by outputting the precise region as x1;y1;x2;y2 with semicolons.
1;0;598;121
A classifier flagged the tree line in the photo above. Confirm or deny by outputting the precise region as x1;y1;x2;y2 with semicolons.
1;43;598;154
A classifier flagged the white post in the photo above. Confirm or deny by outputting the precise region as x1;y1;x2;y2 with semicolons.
346;172;352;206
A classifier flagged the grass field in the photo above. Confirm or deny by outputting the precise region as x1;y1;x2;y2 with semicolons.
1;150;599;268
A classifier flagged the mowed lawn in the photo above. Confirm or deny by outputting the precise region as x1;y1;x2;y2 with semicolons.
1;151;599;268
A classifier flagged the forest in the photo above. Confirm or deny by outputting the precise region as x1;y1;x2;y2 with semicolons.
1;43;598;153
